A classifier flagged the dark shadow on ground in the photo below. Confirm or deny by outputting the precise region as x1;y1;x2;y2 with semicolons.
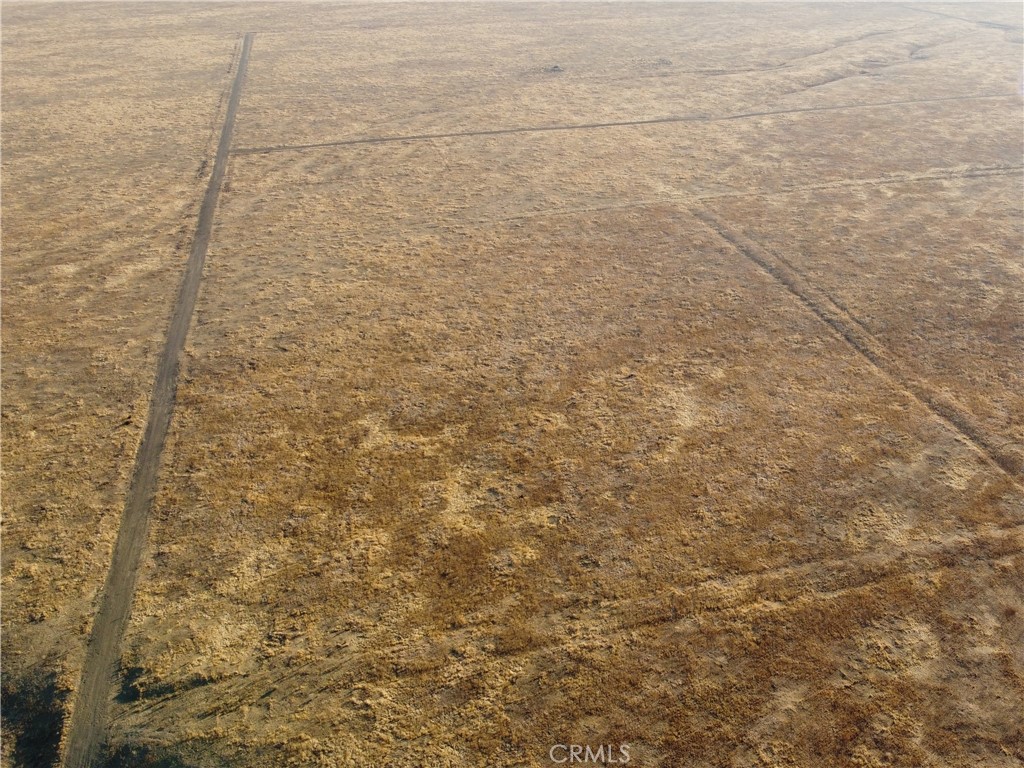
101;744;195;768
101;740;262;768
1;667;67;768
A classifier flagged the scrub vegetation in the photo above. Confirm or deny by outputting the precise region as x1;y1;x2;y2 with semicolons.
2;2;1022;766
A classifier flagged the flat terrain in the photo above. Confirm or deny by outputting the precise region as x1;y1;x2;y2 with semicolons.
2;3;1022;767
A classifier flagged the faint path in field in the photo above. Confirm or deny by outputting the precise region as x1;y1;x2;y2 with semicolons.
232;93;1015;156
487;164;1023;225
249;163;1020;239
120;522;1024;725
897;4;1023;31
60;32;255;768
693;208;1024;488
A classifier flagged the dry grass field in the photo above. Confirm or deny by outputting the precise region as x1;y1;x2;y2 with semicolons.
2;2;1022;767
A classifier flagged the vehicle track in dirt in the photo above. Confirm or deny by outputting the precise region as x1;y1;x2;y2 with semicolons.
898;4;1023;31
489;164;1022;225
60;32;255;768
231;92;1014;156
121;521;1023;725
694;208;1024;488
242;163;1019;241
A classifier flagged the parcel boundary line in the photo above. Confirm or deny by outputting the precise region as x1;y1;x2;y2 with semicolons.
232;93;1015;156
61;32;255;768
694;207;1024;489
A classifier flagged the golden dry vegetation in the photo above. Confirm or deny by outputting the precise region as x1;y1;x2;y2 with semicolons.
2;3;1023;767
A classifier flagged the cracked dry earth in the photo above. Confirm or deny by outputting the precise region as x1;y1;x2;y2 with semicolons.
2;3;1022;767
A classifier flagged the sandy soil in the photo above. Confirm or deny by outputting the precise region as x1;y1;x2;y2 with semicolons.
2;3;1022;767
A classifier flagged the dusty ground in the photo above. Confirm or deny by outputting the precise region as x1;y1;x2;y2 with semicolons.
2;3;1022;767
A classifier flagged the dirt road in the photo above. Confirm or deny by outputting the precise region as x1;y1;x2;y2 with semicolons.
60;32;255;768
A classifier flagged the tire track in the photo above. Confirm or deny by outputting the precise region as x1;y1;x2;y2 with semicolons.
120;522;1023;725
258;164;1018;240
897;4;1023;31
693;208;1024;487
231;93;1014;156
61;32;255;768
489;164;1021;225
